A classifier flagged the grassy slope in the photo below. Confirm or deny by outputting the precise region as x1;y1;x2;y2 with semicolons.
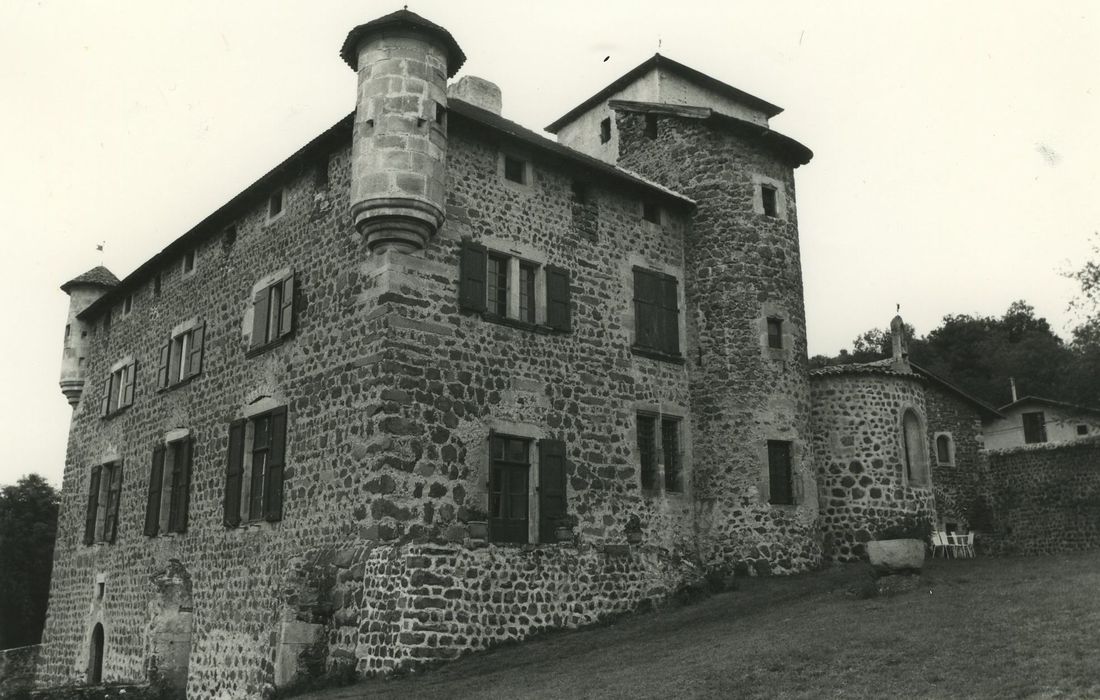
303;552;1100;700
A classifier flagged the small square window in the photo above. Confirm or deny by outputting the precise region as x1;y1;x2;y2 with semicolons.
642;199;660;224
599;117;611;144
182;250;196;274
767;317;783;349
761;185;778;217
504;156;526;184
1077;424;1089;436
268;189;284;219
644;114;658;139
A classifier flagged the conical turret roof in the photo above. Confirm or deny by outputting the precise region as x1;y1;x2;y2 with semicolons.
60;265;120;294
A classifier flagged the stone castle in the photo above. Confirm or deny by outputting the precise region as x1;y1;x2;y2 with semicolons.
40;9;1009;698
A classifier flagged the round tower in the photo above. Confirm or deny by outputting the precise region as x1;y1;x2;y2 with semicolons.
59;266;119;407
340;10;466;253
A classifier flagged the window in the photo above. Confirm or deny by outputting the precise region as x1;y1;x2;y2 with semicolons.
157;322;205;390
642;199;661;224
935;434;954;465
103;309;112;333
1023;411;1047;444
767;317;784;349
767;440;793;505
504;155;526;184
249;273;295;352
224;407;288;526
83;462;123;545
901;409;930;486
222;225;238;252
633;267;680;359
599;117;611;144
145;436;193;536
314;155;330;188
182;250;195;274
434;102;447;126
458;242;571;331
761;185;778;217
489;435;530;543
100;358;136;417
154;273;162;297
122;294;133;315
1077;424;1089;436
268;189;284;219
636;413;684;493
644;113;658;139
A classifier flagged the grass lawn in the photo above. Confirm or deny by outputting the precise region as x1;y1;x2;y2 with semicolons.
301;551;1100;699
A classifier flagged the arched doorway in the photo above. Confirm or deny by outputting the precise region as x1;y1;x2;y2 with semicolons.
88;623;104;684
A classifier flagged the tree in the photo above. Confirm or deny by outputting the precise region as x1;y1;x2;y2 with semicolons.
0;474;60;648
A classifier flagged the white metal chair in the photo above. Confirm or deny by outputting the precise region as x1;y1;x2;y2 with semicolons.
931;531;950;558
947;532;974;559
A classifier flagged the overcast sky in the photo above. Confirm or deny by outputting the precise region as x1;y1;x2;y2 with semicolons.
2;1;1097;486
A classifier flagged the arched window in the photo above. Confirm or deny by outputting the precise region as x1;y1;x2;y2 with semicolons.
901;409;930;487
935;433;954;465
88;623;104;685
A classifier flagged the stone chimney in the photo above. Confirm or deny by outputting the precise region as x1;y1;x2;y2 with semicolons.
59;266;119;407
340;9;466;254
447;76;502;115
890;314;910;372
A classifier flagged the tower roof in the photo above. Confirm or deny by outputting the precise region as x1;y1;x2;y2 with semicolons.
340;9;467;77
60;265;119;294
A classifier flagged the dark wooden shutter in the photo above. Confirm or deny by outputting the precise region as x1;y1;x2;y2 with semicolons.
185;324;205;379
545;266;571;331
633;269;657;349
538;438;568;543
263;407;288;522
121;360;136;408
660;276;680;356
224;420;245;527
170;438;192;533
84;465;102;545
767;441;793;506
251;287;270;349
157;340;171;389
279;275;295;338
100;375;112;417
458;242;487;312
144;446;165;537
105;464;123;543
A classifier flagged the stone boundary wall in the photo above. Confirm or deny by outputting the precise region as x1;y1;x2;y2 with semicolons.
984;438;1100;555
1;645;40;698
321;540;699;676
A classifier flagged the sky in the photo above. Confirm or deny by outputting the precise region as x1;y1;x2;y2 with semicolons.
2;1;1097;486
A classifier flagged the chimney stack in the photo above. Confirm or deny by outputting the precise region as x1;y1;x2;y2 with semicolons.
890;313;910;372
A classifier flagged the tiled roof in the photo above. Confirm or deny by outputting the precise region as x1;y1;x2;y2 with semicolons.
998;395;1100;416
60;266;119;293
809;359;916;379
340;9;466;77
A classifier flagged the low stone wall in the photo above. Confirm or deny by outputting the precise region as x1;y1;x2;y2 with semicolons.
985;438;1100;555
1;645;40;699
313;539;699;676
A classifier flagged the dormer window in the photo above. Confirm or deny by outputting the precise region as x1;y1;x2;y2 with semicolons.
600;117;611;144
761;185;778;217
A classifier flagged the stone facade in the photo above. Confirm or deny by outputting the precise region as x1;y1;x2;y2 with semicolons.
922;380;992;533
0;645;40;698
810;366;935;562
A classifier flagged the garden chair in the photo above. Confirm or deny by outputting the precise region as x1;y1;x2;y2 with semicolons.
948;532;974;559
931;531;950;558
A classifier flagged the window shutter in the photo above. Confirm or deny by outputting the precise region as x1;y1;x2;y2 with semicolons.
170;438;192;533
100;376;112;417
537;438;568;543
105;464;123;543
545;266;571;331
279;275;295;338
224;420;245;527
84;465;102;545
263;407;288;522
157;340;171;390
661;276;680;356
458;242;487;312
633;269;658;349
121;360;137;408
187;323;205;379
251;287;271;349
145;446;165;537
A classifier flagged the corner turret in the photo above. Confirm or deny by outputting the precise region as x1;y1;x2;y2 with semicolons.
341;9;466;253
59;266;118;407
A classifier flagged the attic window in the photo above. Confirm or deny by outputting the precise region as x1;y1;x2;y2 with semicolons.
645;114;658;139
761;185;778;217
600;117;611;144
182;250;196;275
268;189;284;220
504;155;527;184
642;198;661;224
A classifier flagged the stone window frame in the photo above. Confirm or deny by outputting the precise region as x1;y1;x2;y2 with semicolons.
900;406;932;489
267;187;287;223
100;354;136;418
236;397;288;526
756;436;805;509
633;403;691;498
474;420;551;545
157;317;205;391
758;301;794;361
934;431;955;466
84;458;123;546
751;173;789;221
499;150;534;190
627;257;686;365
458;238;570;334
181;249;197;277
146;428;193;538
